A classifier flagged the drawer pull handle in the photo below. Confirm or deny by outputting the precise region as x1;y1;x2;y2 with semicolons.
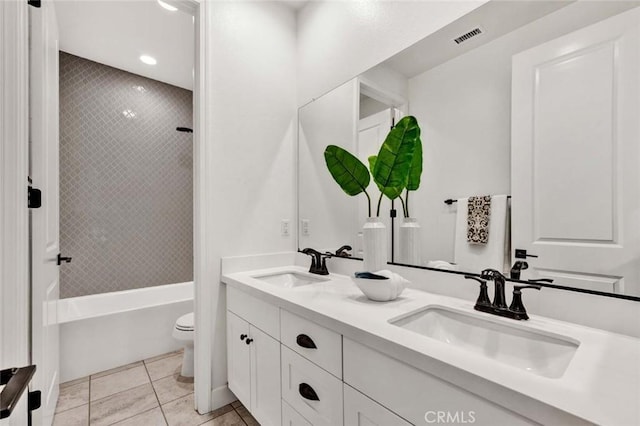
298;383;319;401
240;334;247;341
245;338;253;345
296;334;317;349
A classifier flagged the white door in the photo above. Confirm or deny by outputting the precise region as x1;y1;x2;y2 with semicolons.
30;1;61;424
1;1;31;425
357;108;394;258
249;326;280;426
511;8;640;295
226;312;251;408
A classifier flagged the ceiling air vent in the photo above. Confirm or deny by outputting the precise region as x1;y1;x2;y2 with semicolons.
453;27;483;45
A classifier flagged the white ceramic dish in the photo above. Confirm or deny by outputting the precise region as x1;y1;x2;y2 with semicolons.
352;270;408;301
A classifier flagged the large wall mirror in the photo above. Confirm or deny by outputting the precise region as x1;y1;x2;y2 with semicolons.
298;0;640;300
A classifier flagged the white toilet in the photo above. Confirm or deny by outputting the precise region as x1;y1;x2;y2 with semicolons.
172;312;194;378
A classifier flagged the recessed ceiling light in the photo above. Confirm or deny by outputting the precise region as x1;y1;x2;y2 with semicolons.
140;55;157;66
157;0;178;12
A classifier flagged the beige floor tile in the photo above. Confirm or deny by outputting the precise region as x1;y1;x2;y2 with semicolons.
144;349;183;364
91;361;143;379
152;374;194;405
90;383;158;426
60;376;89;390
90;365;150;401
53;404;88;426
201;410;246;426
162;394;233;426
56;380;89;413
145;353;183;381
234;405;259;426
112;407;167;426
230;400;242;409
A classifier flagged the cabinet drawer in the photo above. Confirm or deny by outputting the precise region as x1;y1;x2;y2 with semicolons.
343;338;536;426
282;401;312;426
281;346;343;426
227;286;279;339
281;310;342;377
344;384;411;426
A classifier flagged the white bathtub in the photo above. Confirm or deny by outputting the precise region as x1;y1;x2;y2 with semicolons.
58;282;193;382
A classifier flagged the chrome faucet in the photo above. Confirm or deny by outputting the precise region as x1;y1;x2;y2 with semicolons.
301;248;329;275
464;269;541;320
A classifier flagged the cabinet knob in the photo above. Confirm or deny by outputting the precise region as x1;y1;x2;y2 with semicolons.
240;334;247;341
245;338;253;345
298;383;319;401
296;334;317;349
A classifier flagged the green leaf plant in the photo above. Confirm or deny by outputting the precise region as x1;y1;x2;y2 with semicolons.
324;116;423;219
324;145;373;217
370;116;422;217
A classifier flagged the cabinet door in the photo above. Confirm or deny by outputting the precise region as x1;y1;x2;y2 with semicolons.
344;384;411;426
227;311;251;408
249;325;281;426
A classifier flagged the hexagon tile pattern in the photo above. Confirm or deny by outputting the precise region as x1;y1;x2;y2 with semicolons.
59;52;193;298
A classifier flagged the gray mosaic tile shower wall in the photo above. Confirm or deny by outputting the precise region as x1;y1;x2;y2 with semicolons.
59;52;193;298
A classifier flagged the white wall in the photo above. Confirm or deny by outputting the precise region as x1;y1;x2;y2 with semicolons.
297;0;488;105
204;0;297;407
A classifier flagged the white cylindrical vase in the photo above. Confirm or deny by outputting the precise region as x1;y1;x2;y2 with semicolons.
362;217;387;272
399;217;421;265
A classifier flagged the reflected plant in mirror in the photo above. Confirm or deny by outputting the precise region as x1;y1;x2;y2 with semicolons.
324;116;423;272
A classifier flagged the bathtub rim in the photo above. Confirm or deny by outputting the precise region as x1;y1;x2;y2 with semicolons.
57;281;194;324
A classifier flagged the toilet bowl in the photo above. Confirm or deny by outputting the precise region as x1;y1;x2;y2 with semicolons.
172;312;194;377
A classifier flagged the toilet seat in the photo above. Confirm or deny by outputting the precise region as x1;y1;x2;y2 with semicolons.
173;312;194;342
175;312;194;331
173;312;195;378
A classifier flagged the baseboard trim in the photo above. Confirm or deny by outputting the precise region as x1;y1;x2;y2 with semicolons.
209;384;237;412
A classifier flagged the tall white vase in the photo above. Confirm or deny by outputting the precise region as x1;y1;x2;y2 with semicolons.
399;217;421;265
362;217;387;272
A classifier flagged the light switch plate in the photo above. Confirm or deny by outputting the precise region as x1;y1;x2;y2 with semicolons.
281;219;290;237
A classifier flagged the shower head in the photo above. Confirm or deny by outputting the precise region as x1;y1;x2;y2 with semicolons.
176;127;193;133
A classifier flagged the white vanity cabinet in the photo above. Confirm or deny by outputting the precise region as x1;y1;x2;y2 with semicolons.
227;288;282;426
226;286;544;426
344;384;412;426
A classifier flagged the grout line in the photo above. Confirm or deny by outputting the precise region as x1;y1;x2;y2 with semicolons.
87;375;91;426
53;399;88;415
232;406;250;426
143;359;169;426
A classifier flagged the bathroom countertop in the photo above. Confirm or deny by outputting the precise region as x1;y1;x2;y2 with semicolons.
222;265;640;425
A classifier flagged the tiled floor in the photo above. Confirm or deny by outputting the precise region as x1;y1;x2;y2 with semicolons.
53;350;259;426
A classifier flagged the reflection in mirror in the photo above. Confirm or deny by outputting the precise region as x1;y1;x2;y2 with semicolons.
298;0;640;299
299;78;406;259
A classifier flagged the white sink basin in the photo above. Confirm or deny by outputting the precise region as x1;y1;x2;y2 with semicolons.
389;306;579;378
252;271;328;288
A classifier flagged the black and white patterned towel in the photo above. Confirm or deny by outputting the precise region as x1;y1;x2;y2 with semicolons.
467;196;491;245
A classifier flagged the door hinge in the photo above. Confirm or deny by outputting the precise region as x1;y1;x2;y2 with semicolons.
28;0;41;8
28;186;42;209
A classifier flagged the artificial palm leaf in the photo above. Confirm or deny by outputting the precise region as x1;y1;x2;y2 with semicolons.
372;116;420;200
324;145;370;196
406;136;423;191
